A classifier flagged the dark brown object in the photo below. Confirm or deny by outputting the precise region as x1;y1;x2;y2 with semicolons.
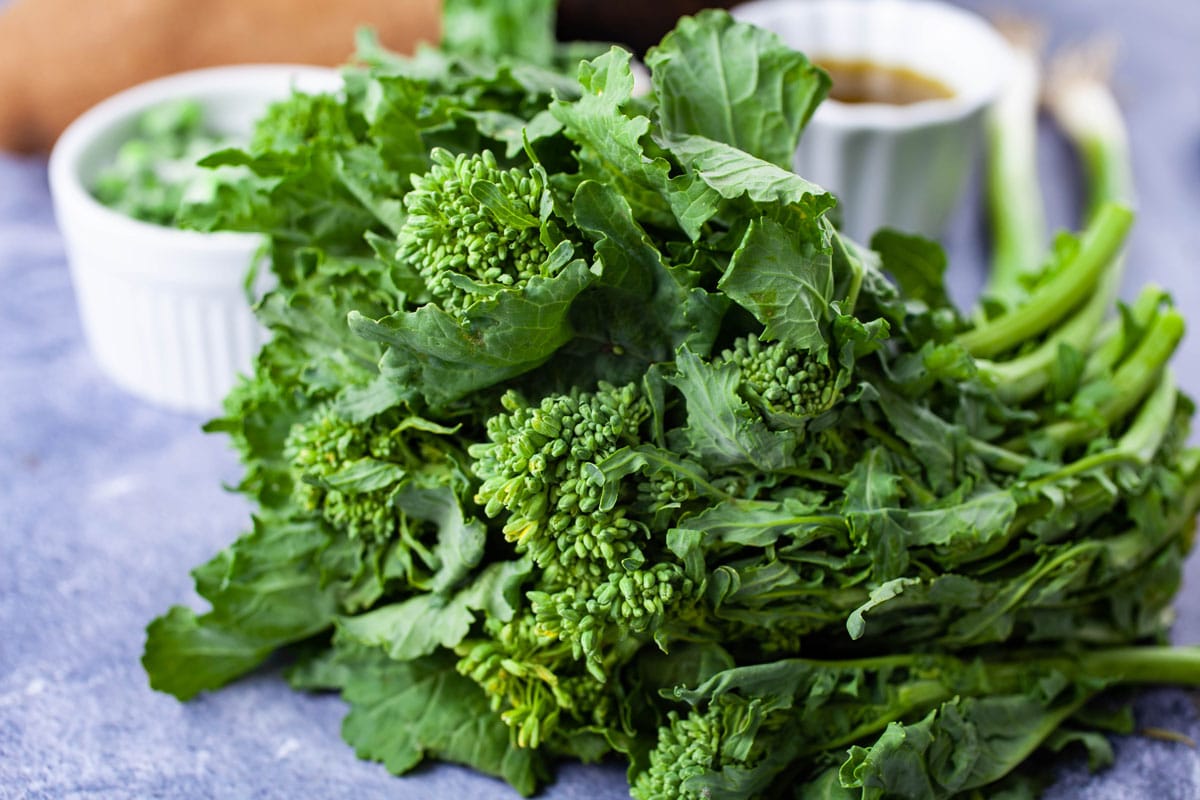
556;0;739;54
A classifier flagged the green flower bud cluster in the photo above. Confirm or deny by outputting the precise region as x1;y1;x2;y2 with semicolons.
530;508;643;577
633;710;721;800
554;671;613;727
636;472;698;529
530;562;693;674
634;691;798;800
593;562;692;630
284;407;400;542
723;333;838;418
470;382;649;550
398;148;557;315
638;474;695;507
472;383;696;684
455;614;578;749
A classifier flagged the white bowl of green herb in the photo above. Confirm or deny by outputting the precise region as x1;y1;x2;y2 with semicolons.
89;97;245;227
49;64;340;413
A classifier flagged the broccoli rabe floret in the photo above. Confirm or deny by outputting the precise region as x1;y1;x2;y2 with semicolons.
398;148;563;315
455;612;573;748
531;561;692;651
535;507;643;577
472;384;695;674
632;710;722;800
722;333;839;420
470;382;650;550
528;515;694;677
636;471;699;531
455;611;612;749
633;694;797;800
284;407;403;542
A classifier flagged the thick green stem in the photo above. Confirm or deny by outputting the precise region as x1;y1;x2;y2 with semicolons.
1115;369;1177;462
1080;647;1200;685
1094;309;1184;423
977;260;1122;403
983;34;1046;305
1082;284;1166;383
1079;135;1134;221
968;438;1033;473
976;54;1137;397
1017;308;1184;451
1025;450;1137;492
957;203;1133;359
833;230;866;313
1046;61;1135;219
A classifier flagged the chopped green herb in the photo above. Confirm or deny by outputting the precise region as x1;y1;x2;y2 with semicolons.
91;99;243;226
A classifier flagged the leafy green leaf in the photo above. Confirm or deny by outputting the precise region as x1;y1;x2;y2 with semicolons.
143;515;337;700
679;496;842;549
846;578;922;640
441;0;557;67
550;47;676;227
839;687;1092;799
842;447;903;515
335;592;475;661
336;145;409;234
335;559;530;661
350;259;595;407
647;9;828;169
315;458;406;493
392;484;487;593
572;179;727;359
658;132;834;217
871;229;952;310
719;215;834;355
296;645;545;795
665;347;798;471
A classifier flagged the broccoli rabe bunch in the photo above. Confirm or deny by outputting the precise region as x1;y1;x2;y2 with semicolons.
143;7;1200;800
398;148;573;316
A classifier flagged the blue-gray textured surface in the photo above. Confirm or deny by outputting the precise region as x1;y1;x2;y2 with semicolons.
2;1;1200;798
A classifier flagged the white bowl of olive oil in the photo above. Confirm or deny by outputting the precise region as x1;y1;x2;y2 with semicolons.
732;0;1012;241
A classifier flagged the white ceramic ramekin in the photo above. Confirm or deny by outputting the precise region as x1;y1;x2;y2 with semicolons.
732;0;1012;241
49;65;340;413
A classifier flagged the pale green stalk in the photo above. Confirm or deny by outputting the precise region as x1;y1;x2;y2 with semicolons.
958;203;1131;359
974;38;1137;396
982;20;1048;307
1045;38;1135;221
1081;284;1166;383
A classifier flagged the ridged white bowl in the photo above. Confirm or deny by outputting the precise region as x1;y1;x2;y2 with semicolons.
49;65;341;413
732;0;1012;241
